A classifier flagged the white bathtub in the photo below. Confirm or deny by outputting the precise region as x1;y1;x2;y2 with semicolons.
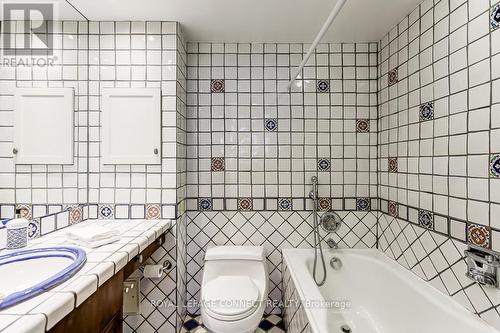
282;248;499;333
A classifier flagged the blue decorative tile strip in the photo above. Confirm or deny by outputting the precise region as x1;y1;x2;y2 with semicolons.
490;154;500;177
356;119;369;132
388;157;398;173
265;118;278;132
99;204;114;219
356;198;370;211
198;198;212;211
211;157;225;171
318;159;331;171
419;102;434;121
278;198;292;211
419;209;434;229
238;198;253;211
210;79;224;93
388;68;398;86
491;4;500;30
317;80;330;93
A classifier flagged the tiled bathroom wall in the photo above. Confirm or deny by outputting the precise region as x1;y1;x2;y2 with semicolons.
377;0;500;329
184;42;380;316
185;42;379;210
0;21;88;218
86;21;182;219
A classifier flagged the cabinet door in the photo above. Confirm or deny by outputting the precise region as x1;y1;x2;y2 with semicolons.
13;88;74;165
101;88;161;165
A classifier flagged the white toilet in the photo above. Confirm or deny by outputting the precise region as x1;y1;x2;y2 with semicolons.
200;246;269;333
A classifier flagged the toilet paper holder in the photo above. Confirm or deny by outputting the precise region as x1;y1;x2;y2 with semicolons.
160;260;173;271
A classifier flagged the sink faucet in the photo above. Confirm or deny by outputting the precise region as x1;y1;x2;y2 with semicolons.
326;238;338;249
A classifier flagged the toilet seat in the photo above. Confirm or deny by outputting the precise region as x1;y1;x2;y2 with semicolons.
202;276;260;321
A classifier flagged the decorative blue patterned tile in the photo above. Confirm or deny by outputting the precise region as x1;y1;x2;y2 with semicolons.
318;159;331;171
198;198;212;211
356;198;370;211
419;209;434;229
99;204;114;219
265;118;278;132
317;80;330;93
278;198;292;211
490;154;500;177
419;102;434;121
491;4;500;30
27;219;40;240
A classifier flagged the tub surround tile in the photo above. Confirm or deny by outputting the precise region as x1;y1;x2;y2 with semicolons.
356;119;370;132
388;68;398;86
388;201;399;217
490;154;500;177
356;198;370;211
265;118;278;132
317;159;331;171
146;204;161;220
210;79;225;93
198;198;213;211
491;3;500;30
388;158;398;173
418;210;434;230
318;198;332;211
98;205;114;219
211;157;225;171
278;198;292;211
238;198;253;211
419;102;434;121
316;79;330;93
467;224;491;249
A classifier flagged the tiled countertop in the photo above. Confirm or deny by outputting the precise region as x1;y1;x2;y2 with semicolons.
0;219;172;333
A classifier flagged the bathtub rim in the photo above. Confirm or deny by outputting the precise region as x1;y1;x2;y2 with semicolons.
282;248;499;333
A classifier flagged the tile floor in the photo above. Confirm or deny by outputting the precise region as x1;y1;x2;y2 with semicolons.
181;314;285;333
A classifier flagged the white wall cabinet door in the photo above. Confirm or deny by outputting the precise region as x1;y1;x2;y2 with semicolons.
101;88;161;165
13;88;74;165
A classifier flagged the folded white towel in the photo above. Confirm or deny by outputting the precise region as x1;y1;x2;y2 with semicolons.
68;235;120;248
67;225;120;243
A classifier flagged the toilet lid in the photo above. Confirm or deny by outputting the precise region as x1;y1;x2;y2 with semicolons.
202;276;260;320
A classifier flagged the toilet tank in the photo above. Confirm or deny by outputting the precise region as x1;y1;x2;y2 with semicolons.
205;246;266;262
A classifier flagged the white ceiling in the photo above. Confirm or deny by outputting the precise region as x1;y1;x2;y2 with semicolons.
20;0;423;42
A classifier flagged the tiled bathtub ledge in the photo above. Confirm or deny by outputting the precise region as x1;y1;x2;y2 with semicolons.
0;219;172;333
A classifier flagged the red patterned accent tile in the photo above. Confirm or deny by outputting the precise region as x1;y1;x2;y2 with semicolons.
69;206;83;225
356;119;370;133
318;198;331;211
388;201;398;217
388;157;398;173
467;224;491;249
211;157;225;171
146;204;161;220
238;198;253;211
211;79;225;93
388;68;398;86
15;204;32;220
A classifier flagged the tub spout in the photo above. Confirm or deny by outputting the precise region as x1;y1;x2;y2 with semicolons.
326;238;338;249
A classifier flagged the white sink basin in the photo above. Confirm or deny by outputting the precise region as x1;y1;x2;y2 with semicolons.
0;247;86;310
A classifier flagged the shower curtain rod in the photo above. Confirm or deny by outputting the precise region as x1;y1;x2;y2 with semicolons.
286;0;348;90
